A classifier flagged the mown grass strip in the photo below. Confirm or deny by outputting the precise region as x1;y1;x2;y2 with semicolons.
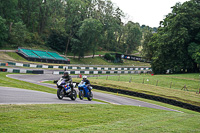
0;72;56;94
72;75;200;107
0;104;200;133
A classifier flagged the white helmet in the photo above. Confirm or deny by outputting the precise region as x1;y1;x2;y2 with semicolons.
83;76;87;79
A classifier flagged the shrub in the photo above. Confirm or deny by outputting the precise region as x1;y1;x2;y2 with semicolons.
104;53;116;62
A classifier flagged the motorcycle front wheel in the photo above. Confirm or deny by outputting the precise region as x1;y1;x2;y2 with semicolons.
79;91;84;100
57;88;64;99
87;91;93;101
70;90;77;100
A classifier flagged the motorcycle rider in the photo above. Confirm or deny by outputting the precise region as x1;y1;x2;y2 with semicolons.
82;76;92;92
62;71;74;93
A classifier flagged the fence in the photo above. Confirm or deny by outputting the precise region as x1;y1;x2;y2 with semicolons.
92;74;200;92
90;84;200;112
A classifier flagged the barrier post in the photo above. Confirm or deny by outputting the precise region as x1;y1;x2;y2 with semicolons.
156;80;158;86
182;85;188;91
129;77;132;83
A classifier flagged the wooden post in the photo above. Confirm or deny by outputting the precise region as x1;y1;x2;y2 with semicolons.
170;82;172;88
143;78;144;84
106;75;108;80
156;80;158;86
196;88;200;94
182;85;188;91
129;77;132;83
118;75;120;81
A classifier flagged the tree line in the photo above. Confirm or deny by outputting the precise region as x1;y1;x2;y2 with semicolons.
142;0;200;74
0;0;156;59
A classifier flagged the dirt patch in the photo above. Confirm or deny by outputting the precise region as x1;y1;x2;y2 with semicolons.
0;52;15;61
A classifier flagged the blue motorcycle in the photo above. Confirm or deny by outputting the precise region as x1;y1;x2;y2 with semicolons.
78;81;93;101
56;78;77;100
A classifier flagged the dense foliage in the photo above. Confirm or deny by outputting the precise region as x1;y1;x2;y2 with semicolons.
104;53;116;62
0;0;155;59
142;0;200;74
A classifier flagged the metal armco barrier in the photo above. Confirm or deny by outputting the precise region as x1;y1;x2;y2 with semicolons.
0;68;44;74
32;70;44;74
4;61;151;71
91;84;200;112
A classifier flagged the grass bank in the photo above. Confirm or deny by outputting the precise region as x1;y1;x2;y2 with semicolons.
72;74;200;106
1;51;150;66
0;72;56;94
69;56;150;66
0;104;199;133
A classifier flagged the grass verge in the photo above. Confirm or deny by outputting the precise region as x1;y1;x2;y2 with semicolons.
69;56;150;66
0;72;56;94
0;104;200;133
71;74;200;107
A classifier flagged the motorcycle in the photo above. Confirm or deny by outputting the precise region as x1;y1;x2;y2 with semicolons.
78;81;93;101
56;78;77;100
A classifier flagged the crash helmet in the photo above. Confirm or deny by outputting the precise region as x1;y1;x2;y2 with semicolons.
83;76;87;80
64;71;69;76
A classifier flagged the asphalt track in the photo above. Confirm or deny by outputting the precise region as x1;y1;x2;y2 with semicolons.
2;74;181;112
0;87;103;105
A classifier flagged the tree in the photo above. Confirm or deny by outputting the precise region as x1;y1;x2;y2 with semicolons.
64;0;87;56
9;21;28;47
46;30;66;52
124;21;142;54
78;18;103;58
0;16;8;47
142;31;154;61
143;0;200;74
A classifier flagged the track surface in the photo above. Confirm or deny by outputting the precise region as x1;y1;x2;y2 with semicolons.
4;74;180;112
0;87;103;105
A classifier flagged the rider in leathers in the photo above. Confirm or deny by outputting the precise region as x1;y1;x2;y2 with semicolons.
62;71;74;93
82;76;92;92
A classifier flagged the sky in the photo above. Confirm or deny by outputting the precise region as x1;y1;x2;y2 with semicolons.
111;0;189;27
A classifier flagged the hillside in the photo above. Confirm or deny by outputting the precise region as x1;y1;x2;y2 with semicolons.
0;51;150;66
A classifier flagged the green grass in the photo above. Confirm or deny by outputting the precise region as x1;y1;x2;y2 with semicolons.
1;51;150;66
92;73;200;92
66;51;123;56
71;74;200;106
69;57;150;66
0;73;200;132
0;72;56;94
0;104;200;133
6;52;27;61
